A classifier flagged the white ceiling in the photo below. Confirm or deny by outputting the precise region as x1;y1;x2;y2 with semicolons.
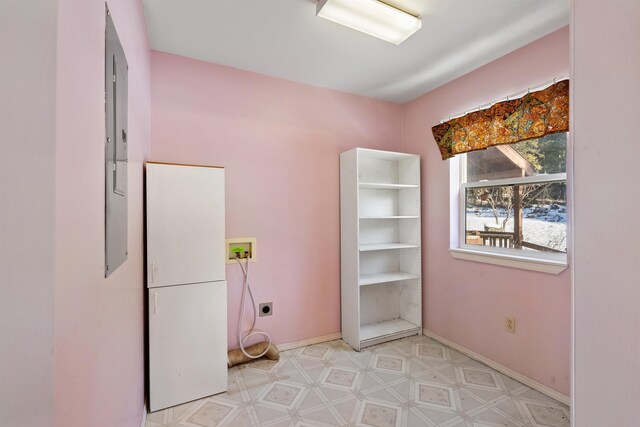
143;0;569;103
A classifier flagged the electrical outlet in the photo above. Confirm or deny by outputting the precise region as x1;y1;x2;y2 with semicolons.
505;316;516;333
259;302;273;317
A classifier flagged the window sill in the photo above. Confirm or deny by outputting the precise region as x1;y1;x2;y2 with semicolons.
449;248;568;274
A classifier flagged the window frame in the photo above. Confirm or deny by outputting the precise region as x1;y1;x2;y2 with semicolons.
450;151;568;274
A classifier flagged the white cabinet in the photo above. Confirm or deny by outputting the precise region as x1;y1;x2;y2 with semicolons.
146;162;227;412
340;148;422;351
146;163;225;288
149;281;227;412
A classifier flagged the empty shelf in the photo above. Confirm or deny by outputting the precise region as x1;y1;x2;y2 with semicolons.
359;272;419;286
359;243;419;251
360;319;421;343
359;182;419;190
359;216;419;219
356;148;418;161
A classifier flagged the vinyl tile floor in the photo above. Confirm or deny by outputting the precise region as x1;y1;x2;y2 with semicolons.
145;335;569;427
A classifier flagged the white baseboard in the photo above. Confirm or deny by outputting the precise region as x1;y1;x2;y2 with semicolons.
422;329;570;406
276;332;342;352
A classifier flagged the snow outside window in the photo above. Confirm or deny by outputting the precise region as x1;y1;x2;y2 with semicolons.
451;133;568;272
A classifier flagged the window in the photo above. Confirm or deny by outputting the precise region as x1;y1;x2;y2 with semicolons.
451;133;568;273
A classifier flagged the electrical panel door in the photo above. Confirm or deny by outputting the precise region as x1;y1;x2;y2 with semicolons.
105;7;128;277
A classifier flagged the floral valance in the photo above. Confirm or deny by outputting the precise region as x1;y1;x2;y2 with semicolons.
431;79;569;160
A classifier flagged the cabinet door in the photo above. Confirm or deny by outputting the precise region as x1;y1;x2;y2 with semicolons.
147;164;225;288
149;282;227;412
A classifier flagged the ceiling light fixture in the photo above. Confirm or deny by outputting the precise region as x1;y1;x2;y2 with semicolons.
316;0;421;45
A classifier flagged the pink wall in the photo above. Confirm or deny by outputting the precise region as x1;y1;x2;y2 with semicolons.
150;51;403;349
402;27;571;395
0;2;57;426
54;1;150;426
572;1;640;424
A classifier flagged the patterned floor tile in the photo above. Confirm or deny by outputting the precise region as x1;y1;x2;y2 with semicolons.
357;401;401;427
301;405;345;426
260;382;304;408
322;367;359;389
145;336;569;427
473;421;512;427
470;406;523;427
412;404;462;425
417;343;445;359
374;355;406;374
523;402;570;427
415;381;457;410
460;367;501;391
187;401;236;426
301;345;331;360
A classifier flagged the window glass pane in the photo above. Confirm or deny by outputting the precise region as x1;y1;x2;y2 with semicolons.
466;133;567;183
465;181;567;253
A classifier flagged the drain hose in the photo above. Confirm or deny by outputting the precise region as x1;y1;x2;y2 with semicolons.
236;256;272;359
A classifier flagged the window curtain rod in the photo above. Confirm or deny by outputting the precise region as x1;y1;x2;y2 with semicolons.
439;75;570;124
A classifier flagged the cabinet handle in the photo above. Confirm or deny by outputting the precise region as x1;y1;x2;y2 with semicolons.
151;261;156;284
154;292;158;314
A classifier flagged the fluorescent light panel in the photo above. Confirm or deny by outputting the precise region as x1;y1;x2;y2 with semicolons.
317;0;421;45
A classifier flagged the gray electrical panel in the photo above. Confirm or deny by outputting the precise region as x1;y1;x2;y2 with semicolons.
105;6;128;277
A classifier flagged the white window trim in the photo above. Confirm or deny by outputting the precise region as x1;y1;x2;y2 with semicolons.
450;154;568;274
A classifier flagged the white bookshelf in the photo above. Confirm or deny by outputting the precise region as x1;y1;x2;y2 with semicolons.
340;148;422;351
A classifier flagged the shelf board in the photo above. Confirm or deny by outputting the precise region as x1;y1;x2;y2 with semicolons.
359;272;419;286
359;216;419;219
360;319;421;343
359;243;419;252
359;182;419;190
357;148;418;160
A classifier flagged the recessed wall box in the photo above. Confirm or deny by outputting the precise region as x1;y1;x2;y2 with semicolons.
226;237;257;263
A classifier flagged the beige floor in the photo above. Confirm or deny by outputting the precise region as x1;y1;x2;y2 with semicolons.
145;335;569;427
